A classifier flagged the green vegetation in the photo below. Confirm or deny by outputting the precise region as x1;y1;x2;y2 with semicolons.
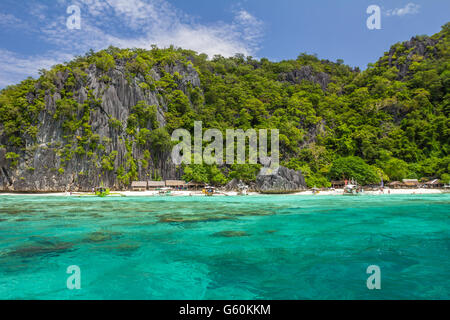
182;164;227;186
0;24;449;187
94;51;116;72
5;152;20;167
329;156;380;185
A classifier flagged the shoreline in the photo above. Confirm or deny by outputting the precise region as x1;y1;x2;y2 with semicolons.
0;188;447;197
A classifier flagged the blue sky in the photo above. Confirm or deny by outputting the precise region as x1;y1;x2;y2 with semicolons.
0;0;449;88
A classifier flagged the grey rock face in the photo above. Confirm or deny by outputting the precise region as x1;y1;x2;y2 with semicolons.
386;35;440;80
279;66;331;90
0;62;200;192
255;166;306;194
224;178;249;191
224;178;241;191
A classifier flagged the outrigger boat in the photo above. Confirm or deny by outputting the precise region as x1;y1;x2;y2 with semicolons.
95;187;110;197
443;184;450;193
93;187;124;197
158;187;172;196
71;184;124;197
203;186;215;196
343;184;358;195
92;184;125;197
343;179;363;196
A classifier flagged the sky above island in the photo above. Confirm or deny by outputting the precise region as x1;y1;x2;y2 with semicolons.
0;0;449;88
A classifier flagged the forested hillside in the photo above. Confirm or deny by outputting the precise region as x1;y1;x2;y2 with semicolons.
0;23;448;191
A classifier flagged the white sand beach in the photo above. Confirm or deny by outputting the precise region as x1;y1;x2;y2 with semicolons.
0;188;447;197
292;188;445;196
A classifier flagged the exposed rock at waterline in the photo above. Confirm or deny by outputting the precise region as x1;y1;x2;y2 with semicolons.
255;166;306;194
224;178;249;191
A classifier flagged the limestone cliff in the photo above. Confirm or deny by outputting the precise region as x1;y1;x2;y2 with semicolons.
0;54;201;192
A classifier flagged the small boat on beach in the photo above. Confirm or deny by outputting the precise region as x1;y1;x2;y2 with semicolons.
343;184;358;195
95;187;110;197
343;179;364;196
203;186;215;196
158;187;172;196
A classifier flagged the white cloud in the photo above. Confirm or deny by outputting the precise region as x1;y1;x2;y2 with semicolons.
0;12;21;25
386;3;420;17
0;0;265;87
0;12;29;30
0;49;73;88
234;9;264;52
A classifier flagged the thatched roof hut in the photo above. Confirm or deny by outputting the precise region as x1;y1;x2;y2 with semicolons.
388;181;402;188
423;179;443;188
147;181;166;189
402;179;419;187
331;180;345;188
187;181;205;190
131;181;147;191
165;180;187;187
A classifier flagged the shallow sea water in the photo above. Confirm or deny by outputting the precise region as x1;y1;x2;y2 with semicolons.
0;194;449;300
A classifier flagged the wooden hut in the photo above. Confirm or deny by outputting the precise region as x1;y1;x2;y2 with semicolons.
331;180;345;188
402;179;419;188
423;179;443;189
131;181;147;191
388;181;402;189
187;181;205;190
165;180;187;190
147;181;166;190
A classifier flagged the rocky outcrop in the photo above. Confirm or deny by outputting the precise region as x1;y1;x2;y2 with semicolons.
224;178;249;192
224;178;241;191
0;61;201;192
255;166;306;194
279;65;331;90
384;35;441;80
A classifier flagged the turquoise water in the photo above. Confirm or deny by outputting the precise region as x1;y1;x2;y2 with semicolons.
0;194;449;300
